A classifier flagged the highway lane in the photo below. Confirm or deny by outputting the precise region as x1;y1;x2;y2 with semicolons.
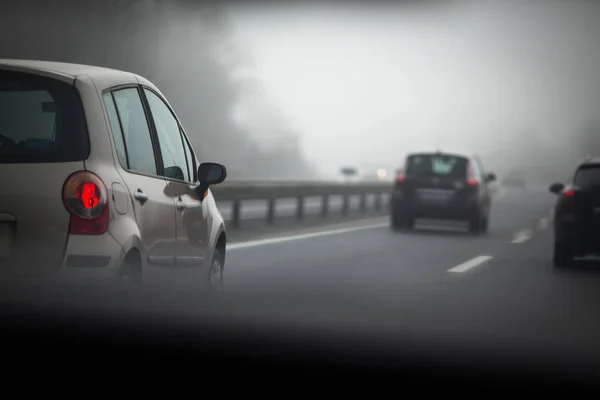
221;187;600;357
225;187;553;293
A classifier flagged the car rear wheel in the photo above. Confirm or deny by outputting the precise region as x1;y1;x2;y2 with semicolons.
553;241;573;268
391;214;413;231
117;258;142;285
479;215;489;234
468;212;483;234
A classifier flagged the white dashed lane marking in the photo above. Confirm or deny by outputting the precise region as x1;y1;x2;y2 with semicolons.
447;255;493;273
228;221;388;250
511;229;532;244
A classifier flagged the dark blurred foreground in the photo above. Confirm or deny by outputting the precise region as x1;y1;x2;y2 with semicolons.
0;281;599;394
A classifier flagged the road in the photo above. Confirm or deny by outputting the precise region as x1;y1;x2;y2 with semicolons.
221;186;600;359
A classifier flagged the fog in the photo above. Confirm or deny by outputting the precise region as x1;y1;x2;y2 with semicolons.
225;0;600;182
0;0;316;179
1;0;599;182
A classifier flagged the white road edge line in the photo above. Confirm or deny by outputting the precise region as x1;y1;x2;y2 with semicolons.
538;218;549;230
228;222;388;251
511;229;532;244
447;255;493;273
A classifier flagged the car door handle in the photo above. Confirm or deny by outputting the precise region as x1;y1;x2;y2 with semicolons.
134;189;148;203
176;197;186;211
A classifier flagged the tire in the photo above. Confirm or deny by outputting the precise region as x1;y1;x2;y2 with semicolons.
206;248;225;292
553;241;573;268
479;215;490;234
391;214;413;231
115;258;141;288
468;212;482;234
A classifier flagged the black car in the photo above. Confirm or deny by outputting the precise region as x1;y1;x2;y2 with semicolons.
390;152;496;233
549;158;600;267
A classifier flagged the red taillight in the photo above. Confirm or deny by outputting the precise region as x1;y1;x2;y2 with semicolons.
396;160;408;183
467;162;479;187
62;171;109;235
561;187;576;212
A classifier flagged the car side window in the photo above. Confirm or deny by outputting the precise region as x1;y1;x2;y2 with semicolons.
181;129;197;183
102;92;128;169
111;88;157;175
143;88;190;182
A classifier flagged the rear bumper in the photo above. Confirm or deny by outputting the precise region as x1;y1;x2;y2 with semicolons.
54;232;125;283
555;216;600;255
391;198;479;220
0;232;125;283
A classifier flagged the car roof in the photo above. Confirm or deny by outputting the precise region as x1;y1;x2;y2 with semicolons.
406;151;472;160
0;59;156;91
579;157;600;167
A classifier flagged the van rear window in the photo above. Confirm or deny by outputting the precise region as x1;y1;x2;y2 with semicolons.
405;154;468;179
0;70;89;163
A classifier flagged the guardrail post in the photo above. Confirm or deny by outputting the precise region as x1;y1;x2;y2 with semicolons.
359;193;366;213
342;195;349;215
321;195;329;217
374;194;382;211
232;200;241;229
296;196;304;221
266;198;275;225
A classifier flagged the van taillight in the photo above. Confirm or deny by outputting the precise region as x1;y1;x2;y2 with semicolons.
62;171;109;235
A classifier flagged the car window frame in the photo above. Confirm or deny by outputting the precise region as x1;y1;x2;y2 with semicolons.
180;127;198;183
101;84;165;180
140;85;197;185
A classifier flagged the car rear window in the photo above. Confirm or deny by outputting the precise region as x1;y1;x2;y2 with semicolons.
405;154;468;179
574;165;600;187
0;70;89;163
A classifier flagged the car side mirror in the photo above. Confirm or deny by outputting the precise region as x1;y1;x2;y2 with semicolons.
195;162;227;199
164;166;185;181
484;172;496;183
549;182;564;194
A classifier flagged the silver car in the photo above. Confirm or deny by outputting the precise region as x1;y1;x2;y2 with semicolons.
0;59;228;289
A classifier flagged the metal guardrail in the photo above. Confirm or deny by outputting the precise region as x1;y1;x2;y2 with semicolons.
211;180;392;229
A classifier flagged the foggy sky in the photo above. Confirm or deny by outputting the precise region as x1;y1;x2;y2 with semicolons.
225;0;600;178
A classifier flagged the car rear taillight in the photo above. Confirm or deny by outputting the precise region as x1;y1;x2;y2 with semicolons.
467;162;479;187
560;187;576;212
396;160;408;184
62;171;109;235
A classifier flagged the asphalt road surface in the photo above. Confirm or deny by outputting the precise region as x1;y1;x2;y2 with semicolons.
220;186;600;359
